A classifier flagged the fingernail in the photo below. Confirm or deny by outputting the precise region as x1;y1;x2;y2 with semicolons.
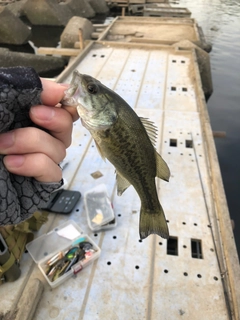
31;105;55;120
0;131;14;149
4;155;25;168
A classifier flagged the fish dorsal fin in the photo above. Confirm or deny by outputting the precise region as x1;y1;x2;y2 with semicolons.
116;171;131;196
139;118;170;181
93;139;106;160
139;117;157;146
155;151;170;182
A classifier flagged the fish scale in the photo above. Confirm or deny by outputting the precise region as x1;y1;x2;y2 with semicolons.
93;115;157;198
62;71;170;240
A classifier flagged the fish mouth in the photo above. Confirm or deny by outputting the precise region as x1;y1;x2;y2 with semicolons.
62;72;85;107
61;86;78;106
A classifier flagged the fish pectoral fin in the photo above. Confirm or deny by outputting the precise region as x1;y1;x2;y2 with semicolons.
139;205;169;240
93;139;106;161
116;171;131;196
155;151;170;182
139;117;157;147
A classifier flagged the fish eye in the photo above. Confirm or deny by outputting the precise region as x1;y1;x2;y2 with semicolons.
87;83;98;94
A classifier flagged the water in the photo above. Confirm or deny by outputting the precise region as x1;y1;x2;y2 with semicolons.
172;0;240;257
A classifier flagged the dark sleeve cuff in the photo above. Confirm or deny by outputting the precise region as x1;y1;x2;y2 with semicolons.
0;67;63;225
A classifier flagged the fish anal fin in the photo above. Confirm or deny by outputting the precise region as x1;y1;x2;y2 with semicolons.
155;151;170;182
139;205;169;240
116;171;131;196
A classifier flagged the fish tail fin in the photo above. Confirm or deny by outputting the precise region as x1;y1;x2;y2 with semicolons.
139;205;169;240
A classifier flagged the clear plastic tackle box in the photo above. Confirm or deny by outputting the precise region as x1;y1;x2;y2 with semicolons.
84;184;116;232
26;220;101;288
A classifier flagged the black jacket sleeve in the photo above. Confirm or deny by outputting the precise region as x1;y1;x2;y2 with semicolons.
0;67;63;225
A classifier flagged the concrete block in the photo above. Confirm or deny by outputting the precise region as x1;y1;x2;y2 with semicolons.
60;16;94;49
67;0;95;18
0;48;66;77
14;278;44;320
88;0;109;14
4;0;28;17
23;0;73;26
0;6;31;45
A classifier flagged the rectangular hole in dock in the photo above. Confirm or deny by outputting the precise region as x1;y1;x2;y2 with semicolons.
182;87;188;92
191;239;203;259
171;86;176;91
169;139;177;147
167;237;178;256
185;140;193;148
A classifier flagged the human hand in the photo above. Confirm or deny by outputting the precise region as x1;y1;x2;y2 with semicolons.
0;78;79;183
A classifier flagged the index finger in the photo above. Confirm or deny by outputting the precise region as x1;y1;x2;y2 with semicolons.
40;78;79;122
40;78;69;106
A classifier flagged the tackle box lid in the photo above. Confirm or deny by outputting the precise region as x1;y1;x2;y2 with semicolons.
26;220;85;264
84;184;115;231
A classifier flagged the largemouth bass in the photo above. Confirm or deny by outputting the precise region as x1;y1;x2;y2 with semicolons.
62;71;170;239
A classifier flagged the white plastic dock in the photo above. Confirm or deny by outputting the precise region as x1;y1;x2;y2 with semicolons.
1;41;239;320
